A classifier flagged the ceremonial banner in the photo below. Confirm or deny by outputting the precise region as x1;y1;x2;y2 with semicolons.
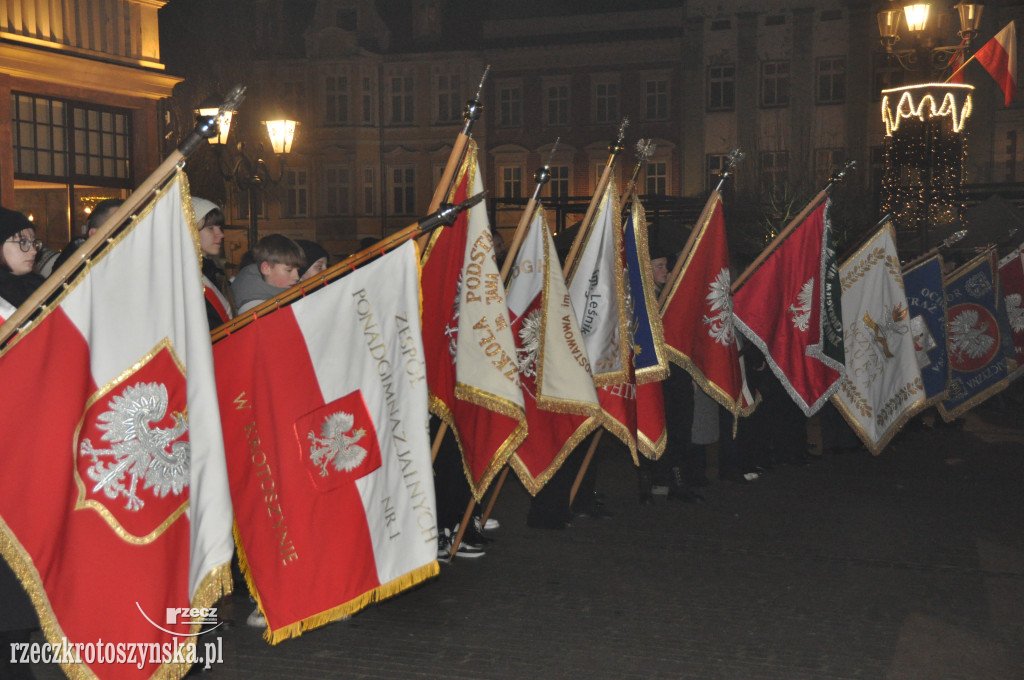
592;195;667;461
566;182;630;386
214;241;438;643
421;141;526;500
974;21;1017;107
997;248;1024;381
505;209;601;493
661;190;755;416
937;250;1011;421
0;171;233;680
902;253;950;403
832;224;926;454
733;198;845;415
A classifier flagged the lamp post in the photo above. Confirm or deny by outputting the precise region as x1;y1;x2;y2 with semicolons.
196;96;298;250
875;2;984;255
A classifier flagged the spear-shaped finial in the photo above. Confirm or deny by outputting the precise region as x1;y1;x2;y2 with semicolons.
627;138;656;188
461;65;491;134
610;116;630;155
829;160;857;185
714;147;745;192
531;138;561;200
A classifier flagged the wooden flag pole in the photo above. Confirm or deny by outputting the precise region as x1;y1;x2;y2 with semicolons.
658;148;743;311
210;193;485;343
417;65;490;253
730;161;855;293
448;151;557;555
0;86;246;349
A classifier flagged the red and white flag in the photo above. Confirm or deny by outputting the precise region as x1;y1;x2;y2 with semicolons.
974;21;1018;107
213;241;438;643
0;171;233;680
421;141;527;500
660;190;755;417
732;196;846;416
505;208;601;493
0;296;14;324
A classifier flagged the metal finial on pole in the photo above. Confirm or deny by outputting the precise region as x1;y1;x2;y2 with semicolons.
461;65;491;135
530;137;560;201
611;116;630;154
714;147;745;193
627;138;656;189
829;160;857;186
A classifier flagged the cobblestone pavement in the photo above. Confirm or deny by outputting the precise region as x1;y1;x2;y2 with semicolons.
33;402;1024;679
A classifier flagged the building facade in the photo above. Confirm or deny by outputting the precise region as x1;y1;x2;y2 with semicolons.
234;0;1023;258
0;0;179;248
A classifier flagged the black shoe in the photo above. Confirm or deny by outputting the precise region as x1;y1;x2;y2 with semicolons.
668;487;705;502
573;502;614;519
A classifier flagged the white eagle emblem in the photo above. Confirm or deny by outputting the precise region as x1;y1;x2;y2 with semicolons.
948;308;995;360
1006;293;1024;333
701;267;734;346
80;382;190;512
308;412;368;477
444;272;463;363
516;308;543;380
788;278;815;332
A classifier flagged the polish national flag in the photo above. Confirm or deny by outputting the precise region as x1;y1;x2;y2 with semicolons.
974;21;1017;107
0;171;234;680
213;241;438;643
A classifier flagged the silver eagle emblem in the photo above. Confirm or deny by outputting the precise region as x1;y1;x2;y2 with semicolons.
79;382;190;512
308;412;368;477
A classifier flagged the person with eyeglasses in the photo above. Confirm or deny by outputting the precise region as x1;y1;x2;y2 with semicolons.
0;206;45;309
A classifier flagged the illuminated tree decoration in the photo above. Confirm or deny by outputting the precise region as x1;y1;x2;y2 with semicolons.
880;84;973;256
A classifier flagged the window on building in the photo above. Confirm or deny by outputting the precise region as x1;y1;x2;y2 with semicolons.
547;165;570;199
12;93;132;184
707;65;735;111
872;53;905;100
435;73;462;123
761;61;790;107
545;80;570;126
594;80;619;124
281;80;306;118
361;75;376;124
390;166;416;214
325;166;351;215
765;14;786;26
759;151;789;194
1005;130;1018;183
389;75;414;124
817;57;846;104
234;188;265;221
362;167;376;215
324;75;348;125
710;19;731;30
815;148;845;182
498;84;521;127
284;168;309;217
500;166;523;199
645;78;669;120
706;153;729;192
820;9;842;21
645;161;668;195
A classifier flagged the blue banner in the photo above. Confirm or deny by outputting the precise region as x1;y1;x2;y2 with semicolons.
902;254;949;403
623;202;667;381
938;252;1010;420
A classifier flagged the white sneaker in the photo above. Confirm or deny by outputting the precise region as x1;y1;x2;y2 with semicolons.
246;607;267;628
474;516;500;532
439;527;485;559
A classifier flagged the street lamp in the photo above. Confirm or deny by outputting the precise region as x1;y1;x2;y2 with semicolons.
877;1;984;76
196;97;298;250
875;2;983;255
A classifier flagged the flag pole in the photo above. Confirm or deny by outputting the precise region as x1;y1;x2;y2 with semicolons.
563;118;629;274
658;148;743;310
210;193;485;343
901;229;968;271
731;160;855;293
945;52;976;83
0;86;246;349
450;152;558;552
417;65;490;253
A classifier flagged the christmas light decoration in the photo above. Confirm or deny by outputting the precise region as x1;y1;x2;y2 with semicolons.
881;83;974;135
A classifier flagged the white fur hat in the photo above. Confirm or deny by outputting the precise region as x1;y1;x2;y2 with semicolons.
191;197;219;226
